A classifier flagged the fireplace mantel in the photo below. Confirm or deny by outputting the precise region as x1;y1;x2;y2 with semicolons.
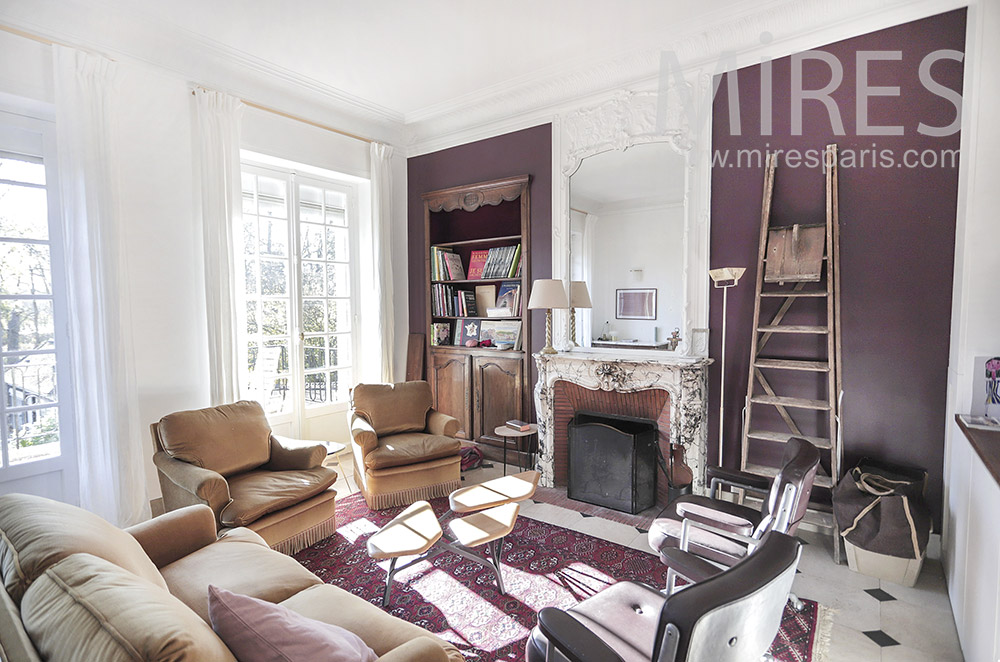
533;352;712;495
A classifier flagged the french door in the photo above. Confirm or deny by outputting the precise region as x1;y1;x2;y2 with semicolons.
238;162;359;434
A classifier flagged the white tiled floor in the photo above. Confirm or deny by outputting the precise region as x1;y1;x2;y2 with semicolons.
330;461;965;661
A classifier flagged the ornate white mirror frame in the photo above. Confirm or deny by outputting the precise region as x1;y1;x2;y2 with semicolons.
551;88;712;358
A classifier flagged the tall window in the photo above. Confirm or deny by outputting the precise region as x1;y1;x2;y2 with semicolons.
0;115;70;476
238;161;358;419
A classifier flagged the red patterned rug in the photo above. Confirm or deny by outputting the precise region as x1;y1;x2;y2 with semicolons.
294;493;827;661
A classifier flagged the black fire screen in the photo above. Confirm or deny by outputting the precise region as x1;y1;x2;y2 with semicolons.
568;411;657;514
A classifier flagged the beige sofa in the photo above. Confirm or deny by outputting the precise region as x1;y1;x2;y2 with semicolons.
0;493;462;662
349;381;462;509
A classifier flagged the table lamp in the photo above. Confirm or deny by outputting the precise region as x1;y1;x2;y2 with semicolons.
568;281;592;348
527;279;569;354
708;267;746;466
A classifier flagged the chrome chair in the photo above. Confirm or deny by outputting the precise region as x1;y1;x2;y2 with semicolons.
526;530;802;662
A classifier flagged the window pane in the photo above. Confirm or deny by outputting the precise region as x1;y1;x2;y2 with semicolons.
329;334;351;368
300;224;324;260
245;302;258;335
305;372;326;405
258;197;286;219
304;336;325;370
330;368;351;403
242;193;255;215
301;262;324;297
260;259;287;296
324;189;347;210
258;219;288;256
7;408;59;465
325;226;349;262
244;259;258;295
257;176;286;200
326;263;349;298
242;218;257;255
246;340;258;372
0;156;45;186
299;203;322;224
325;208;346;227
300;185;322;204
302;299;325;333
327;299;350;333
261;301;288;335
240;172;255;195
0;184;48;240
5;353;57;407
1;299;54;352
0;242;51;295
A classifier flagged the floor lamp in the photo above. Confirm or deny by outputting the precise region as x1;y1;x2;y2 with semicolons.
708;267;746;467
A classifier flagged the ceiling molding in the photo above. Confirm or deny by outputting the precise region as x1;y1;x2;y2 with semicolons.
404;0;967;155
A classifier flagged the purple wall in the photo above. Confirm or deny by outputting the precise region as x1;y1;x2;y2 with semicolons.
710;9;966;523
407;124;553;389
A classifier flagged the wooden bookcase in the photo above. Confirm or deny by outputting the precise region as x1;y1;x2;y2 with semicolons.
422;174;532;464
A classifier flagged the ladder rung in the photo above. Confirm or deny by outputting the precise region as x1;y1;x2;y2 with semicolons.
754;358;830;372
745;462;834;488
757;325;829;334
760;291;828;298
750;394;832;410
746;429;833;449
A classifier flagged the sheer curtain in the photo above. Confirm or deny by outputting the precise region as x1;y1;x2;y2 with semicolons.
367;142;395;382
193;89;244;404
52;45;148;526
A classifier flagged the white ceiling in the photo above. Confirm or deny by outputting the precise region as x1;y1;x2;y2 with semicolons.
571;143;687;210
3;0;757;121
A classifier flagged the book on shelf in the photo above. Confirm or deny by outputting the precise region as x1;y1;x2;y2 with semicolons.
480;319;522;350
467;249;489;280
430;246;455;281
442;252;466;280
461;290;478;317
480;244;521;279
486;307;514;318
453;318;481;346
495;280;521;315
507;244;521;278
430;323;452;346
475;285;496;315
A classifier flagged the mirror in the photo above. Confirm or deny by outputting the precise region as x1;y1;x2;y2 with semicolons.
569;142;687;351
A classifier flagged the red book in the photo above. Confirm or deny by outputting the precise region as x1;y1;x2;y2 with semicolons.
468;250;490;280
506;419;531;432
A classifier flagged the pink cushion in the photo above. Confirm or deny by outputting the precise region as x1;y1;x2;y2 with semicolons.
208;585;377;662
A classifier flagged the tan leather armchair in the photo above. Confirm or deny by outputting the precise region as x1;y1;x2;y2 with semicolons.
349;381;462;510
151;400;337;555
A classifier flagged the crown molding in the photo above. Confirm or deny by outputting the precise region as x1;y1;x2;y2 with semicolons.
405;0;968;156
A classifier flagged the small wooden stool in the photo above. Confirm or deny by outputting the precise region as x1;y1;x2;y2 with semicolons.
368;470;539;606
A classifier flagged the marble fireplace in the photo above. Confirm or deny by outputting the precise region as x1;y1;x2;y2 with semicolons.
534;352;712;502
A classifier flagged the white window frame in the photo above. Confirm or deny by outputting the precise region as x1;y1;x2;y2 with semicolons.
0;105;76;492
237;157;362;433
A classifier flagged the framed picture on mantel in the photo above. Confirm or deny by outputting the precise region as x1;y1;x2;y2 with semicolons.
617;288;657;320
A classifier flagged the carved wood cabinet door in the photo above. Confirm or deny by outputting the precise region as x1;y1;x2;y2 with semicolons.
429;352;472;439
473;355;524;444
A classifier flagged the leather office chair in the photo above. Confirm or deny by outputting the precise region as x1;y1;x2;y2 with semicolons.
648;437;820;570
526;530;802;662
348;381;462;510
151;400;337;555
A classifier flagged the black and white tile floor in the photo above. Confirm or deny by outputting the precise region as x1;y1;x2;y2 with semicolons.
330;462;964;661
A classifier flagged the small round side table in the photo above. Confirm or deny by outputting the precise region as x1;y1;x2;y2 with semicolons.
493;424;538;476
321;441;355;491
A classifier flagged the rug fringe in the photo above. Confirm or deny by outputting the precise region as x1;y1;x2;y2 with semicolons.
811;604;835;662
271;515;337;555
368;480;462;510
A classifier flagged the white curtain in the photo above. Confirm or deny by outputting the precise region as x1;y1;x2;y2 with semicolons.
579;213;599;346
53;45;148;526
193;89;244;404
367;142;395;382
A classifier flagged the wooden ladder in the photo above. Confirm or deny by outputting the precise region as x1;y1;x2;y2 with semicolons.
740;144;844;559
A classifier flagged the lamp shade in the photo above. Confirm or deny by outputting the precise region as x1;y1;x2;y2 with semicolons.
527;279;569;310
569;281;592;308
708;267;746;287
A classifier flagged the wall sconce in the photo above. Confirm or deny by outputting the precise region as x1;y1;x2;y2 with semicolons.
527;279;569;354
708;267;746;466
568;281;592;348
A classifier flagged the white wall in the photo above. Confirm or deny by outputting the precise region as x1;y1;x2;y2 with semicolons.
589;204;684;343
943;1;1000;658
0;30;410;505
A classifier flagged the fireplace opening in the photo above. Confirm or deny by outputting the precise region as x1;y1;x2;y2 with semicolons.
567;411;658;514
